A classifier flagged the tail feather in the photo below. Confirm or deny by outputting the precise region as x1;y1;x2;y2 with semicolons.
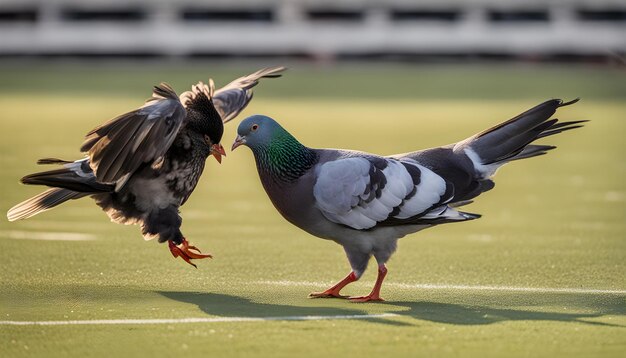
405;98;583;214
459;98;585;175
37;158;74;165
20;160;112;193
509;144;556;161
481;118;558;164
472;99;562;143
21;169;105;193
7;188;86;221
535;120;588;140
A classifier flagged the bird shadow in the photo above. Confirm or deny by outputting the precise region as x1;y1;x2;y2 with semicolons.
385;288;626;327
157;291;406;325
158;290;625;328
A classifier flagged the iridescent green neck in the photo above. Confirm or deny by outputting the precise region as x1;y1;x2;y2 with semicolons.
252;128;318;183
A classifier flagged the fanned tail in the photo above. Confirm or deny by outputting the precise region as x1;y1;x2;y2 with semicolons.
458;98;586;178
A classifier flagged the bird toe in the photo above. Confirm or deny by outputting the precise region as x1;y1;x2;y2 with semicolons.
348;295;385;303
308;292;349;299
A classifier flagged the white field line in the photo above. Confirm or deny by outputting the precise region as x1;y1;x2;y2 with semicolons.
254;280;626;295
2;283;623;326
0;230;96;241
0;313;398;326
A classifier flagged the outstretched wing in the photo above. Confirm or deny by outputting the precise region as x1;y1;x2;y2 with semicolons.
80;83;186;189
313;157;475;230
212;66;286;123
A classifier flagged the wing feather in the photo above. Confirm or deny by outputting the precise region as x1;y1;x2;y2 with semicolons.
80;83;186;187
212;66;286;123
314;157;472;230
393;161;447;219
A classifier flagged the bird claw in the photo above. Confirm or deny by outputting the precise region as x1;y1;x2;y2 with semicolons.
348;295;385;303
308;291;349;299
169;238;212;268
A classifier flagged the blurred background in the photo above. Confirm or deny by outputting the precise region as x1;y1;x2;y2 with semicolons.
0;0;624;60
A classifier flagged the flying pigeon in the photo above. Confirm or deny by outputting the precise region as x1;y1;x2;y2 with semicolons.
7;66;286;267
231;99;584;301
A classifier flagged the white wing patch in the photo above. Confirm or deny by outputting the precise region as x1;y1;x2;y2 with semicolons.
378;161;413;209
313;157;449;230
393;160;447;219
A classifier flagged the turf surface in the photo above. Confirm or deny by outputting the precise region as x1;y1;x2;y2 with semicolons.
0;62;624;357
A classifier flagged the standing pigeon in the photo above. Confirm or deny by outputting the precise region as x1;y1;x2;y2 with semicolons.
8;66;286;267
231;99;584;301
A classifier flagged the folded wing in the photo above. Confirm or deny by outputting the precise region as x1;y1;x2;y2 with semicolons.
313;157;477;230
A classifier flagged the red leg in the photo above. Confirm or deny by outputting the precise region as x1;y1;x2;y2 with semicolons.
169;238;212;268
349;264;387;302
309;271;359;299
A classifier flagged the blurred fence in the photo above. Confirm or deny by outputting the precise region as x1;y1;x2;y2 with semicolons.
0;0;624;59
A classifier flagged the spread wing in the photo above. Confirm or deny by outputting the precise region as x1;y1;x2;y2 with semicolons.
313;157;474;230
80;83;186;189
212;66;286;123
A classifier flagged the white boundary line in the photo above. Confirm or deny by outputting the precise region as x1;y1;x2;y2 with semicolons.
254;280;626;295
0;230;95;241
0;313;398;326
2;282;623;326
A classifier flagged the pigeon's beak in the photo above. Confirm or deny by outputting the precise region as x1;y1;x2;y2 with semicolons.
231;135;246;151
210;143;226;164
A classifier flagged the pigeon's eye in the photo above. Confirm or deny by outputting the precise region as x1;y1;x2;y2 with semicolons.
251;124;259;132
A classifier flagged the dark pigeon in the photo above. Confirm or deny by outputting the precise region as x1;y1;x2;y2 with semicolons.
8;67;286;267
232;98;584;301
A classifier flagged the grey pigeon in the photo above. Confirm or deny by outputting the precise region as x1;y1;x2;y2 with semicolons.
8;66;286;267
231;99;584;301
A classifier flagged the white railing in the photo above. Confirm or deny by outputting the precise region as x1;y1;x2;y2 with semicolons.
0;0;624;57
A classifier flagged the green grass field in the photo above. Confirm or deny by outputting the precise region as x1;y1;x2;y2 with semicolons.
0;62;625;357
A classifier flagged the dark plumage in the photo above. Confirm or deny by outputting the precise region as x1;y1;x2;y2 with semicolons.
8;67;286;267
232;98;585;301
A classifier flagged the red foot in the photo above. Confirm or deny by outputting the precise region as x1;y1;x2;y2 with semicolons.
169;238;212;268
308;291;349;299
348;265;388;302
308;272;358;299
348;295;385;303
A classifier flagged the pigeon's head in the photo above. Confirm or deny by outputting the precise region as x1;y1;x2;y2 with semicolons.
231;115;284;151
